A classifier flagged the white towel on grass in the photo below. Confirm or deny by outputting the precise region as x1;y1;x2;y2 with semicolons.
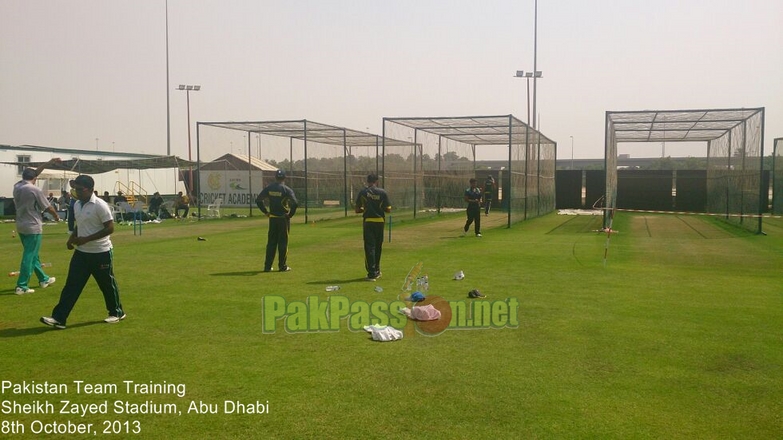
363;324;403;342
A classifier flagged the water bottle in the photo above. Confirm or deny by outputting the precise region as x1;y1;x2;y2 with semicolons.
374;286;383;293
325;285;340;292
12;230;17;238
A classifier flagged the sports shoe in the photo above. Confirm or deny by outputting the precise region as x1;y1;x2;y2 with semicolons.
15;287;34;295
468;289;486;298
461;230;467;237
40;316;65;329
104;314;127;324
40;277;56;288
280;266;292;272
476;233;482;237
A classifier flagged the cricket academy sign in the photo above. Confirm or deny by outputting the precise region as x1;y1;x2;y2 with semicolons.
199;170;265;207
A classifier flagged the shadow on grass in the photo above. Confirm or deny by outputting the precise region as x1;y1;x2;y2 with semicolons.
0;320;103;338
306;277;371;285
211;271;266;277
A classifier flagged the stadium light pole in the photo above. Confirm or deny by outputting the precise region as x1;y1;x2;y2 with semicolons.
532;0;539;129
177;84;200;195
514;71;542;129
165;0;171;156
570;136;574;170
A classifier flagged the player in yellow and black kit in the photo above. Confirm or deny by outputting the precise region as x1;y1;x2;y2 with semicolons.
463;178;482;237
355;174;392;281
256;169;298;272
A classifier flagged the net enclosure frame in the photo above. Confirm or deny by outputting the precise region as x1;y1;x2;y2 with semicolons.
195;119;412;222
774;137;783;215
604;108;766;233
382;115;557;227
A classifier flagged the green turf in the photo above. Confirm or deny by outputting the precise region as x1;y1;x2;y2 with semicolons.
1;212;781;439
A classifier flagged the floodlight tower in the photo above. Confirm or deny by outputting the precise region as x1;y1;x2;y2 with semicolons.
532;0;539;129
513;70;542;129
177;84;200;195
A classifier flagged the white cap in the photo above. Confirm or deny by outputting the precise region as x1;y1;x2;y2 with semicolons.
454;270;465;280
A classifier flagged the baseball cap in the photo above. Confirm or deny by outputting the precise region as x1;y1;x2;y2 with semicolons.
69;175;95;189
406;291;425;302
275;169;286;178
453;270;465;280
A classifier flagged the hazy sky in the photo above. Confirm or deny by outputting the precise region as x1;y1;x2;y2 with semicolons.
1;0;781;162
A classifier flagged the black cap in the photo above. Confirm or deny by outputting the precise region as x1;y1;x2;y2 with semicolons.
276;169;286;178
69;175;95;189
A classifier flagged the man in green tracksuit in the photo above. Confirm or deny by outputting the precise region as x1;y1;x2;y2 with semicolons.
355;174;392;281
13;158;61;295
256;169;298;272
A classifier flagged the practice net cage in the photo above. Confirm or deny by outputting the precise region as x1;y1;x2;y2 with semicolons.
604;108;766;233
195;120;412;222
774;137;783;215
382;115;556;226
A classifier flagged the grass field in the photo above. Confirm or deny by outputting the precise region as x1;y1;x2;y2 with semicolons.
1;210;782;439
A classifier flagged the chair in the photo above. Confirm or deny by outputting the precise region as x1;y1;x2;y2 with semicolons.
118;201;143;224
207;198;223;218
132;200;144;216
111;204;123;223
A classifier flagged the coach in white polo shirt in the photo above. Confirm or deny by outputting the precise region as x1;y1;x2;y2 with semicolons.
40;175;126;330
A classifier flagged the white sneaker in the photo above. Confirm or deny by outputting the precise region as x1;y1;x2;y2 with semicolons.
104;314;127;324
461;230;467;237
40;277;56;288
476;233;482;237
15;287;34;295
40;316;65;329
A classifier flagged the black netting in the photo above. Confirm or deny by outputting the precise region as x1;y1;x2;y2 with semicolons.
774;138;783;215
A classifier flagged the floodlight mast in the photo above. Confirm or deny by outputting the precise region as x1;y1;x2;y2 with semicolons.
177;84;201;195
532;0;539;129
514;71;542;130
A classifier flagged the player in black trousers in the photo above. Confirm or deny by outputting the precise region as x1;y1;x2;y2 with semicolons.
355;174;392;281
483;175;496;216
256;169;298;272
463;178;482;237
